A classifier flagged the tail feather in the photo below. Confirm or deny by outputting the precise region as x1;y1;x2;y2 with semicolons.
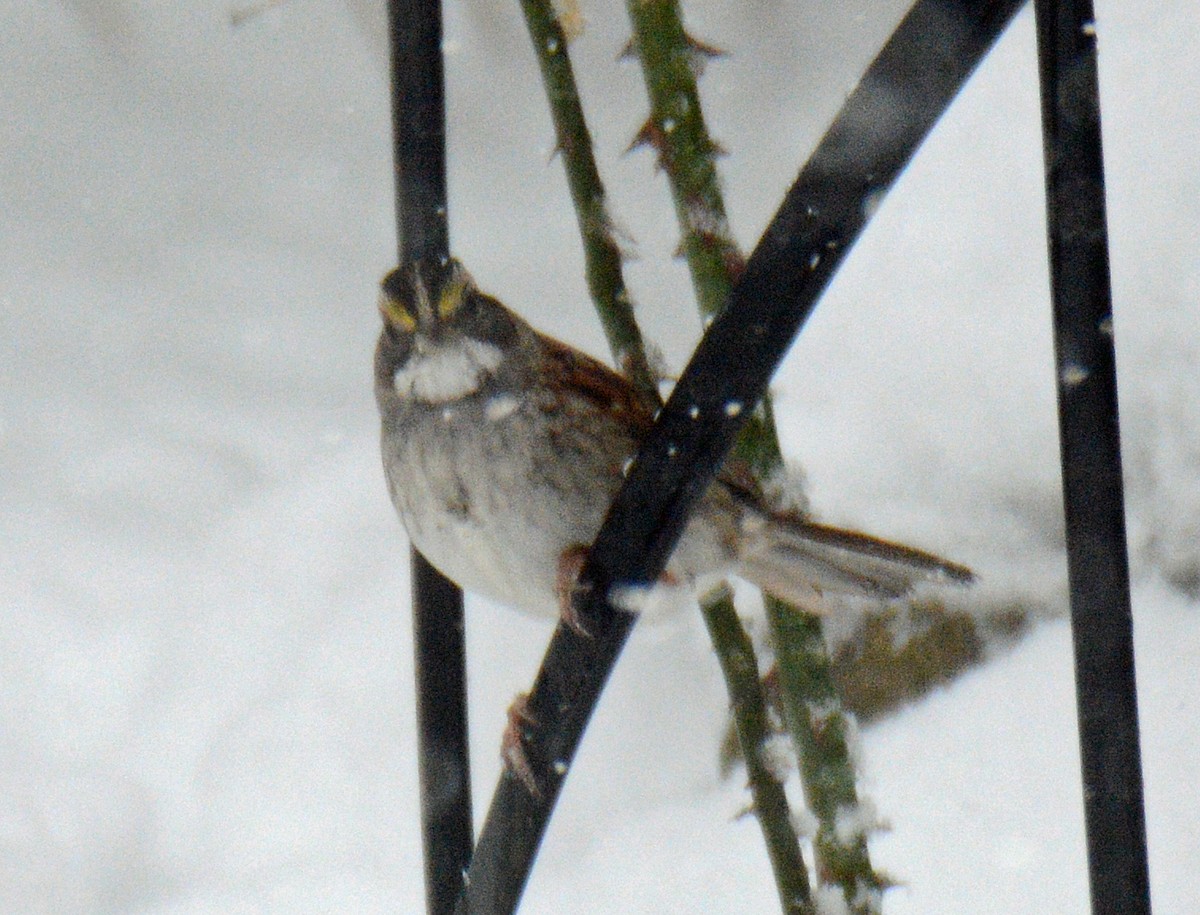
738;514;974;608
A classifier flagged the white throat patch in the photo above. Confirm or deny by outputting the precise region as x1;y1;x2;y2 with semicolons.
392;338;505;403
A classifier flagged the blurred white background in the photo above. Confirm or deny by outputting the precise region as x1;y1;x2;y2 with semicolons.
1;1;1197;911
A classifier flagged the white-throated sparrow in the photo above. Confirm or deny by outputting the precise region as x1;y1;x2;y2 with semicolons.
375;257;972;623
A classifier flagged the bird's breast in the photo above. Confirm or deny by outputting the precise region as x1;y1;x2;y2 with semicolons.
383;392;619;616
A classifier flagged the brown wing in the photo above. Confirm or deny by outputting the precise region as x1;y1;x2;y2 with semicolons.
534;331;657;437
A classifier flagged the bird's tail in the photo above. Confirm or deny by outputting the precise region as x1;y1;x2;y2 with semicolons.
737;510;974;610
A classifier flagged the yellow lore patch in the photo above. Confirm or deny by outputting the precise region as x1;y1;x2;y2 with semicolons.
379;291;417;333
437;270;470;320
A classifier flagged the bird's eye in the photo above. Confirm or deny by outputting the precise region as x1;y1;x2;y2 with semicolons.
437;269;471;320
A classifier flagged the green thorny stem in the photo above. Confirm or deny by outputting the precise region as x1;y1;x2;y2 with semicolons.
701;587;812;914
625;0;886;911
517;0;659;408
519;2;811;912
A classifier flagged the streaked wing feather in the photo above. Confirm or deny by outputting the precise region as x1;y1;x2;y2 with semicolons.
535;332;656;435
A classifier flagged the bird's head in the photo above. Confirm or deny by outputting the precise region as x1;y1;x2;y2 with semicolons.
376;258;525;404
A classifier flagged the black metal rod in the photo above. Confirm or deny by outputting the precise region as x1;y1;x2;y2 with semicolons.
385;2;473;913
1033;4;1151;914
409;551;472;914
458;2;1023;911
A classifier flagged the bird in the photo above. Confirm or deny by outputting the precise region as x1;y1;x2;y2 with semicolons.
373;256;973;628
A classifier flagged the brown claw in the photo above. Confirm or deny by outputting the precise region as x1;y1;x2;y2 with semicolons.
556;544;593;638
502;694;542;798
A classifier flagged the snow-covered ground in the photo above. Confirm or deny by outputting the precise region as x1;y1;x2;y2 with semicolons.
2;1;1197;912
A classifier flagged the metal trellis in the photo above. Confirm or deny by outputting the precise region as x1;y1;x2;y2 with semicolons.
384;1;1153;913
455;1;1025;911
386;2;473;913
1034;1;1152;912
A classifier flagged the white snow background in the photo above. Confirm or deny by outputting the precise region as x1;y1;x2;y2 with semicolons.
2;0;1197;912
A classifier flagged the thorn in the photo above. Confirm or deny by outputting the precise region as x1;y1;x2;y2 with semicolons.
693;227;732;254
555;0;586;42
687;134;727;160
723;249;747;282
626;119;657;153
732;802;756;821
230;0;288;27
601;212;638;259
548;131;577;164
617;37;638;61
646;344;673;385
685;33;728;59
817;857;835;885
617;348;637;378
875;869;903;891
684;33;727;78
625;120;668;170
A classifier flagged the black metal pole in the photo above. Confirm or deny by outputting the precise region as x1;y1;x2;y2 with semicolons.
1033;4;1151;914
385;2;473;913
457;2;1024;911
